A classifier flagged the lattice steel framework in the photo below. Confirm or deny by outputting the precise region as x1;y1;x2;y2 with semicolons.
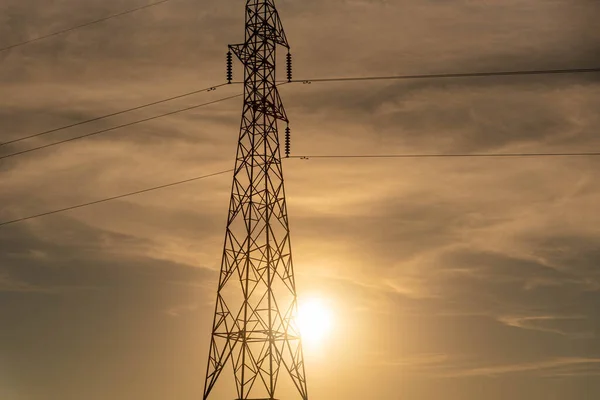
203;1;308;399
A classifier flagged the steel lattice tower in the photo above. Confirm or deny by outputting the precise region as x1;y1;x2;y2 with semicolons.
203;1;308;399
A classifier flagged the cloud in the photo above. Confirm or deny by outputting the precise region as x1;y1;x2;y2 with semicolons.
382;353;450;368
0;271;57;294
369;353;600;379
0;216;217;294
1;0;600;399
497;315;595;339
166;303;199;317
444;357;600;378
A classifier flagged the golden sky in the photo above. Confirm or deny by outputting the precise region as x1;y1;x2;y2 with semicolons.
1;0;599;399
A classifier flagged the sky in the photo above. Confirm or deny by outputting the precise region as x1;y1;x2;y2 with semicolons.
1;0;600;399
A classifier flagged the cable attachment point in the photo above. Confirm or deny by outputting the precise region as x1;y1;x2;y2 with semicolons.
285;125;291;158
286;52;292;82
226;51;233;84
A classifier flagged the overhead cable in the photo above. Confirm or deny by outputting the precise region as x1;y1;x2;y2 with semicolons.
0;169;233;227
4;67;598;149
0;83;228;147
3;150;599;227
0;0;175;52
0;93;242;161
288;152;600;159
290;67;600;84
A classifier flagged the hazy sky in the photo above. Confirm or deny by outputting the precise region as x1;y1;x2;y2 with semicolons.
1;0;600;399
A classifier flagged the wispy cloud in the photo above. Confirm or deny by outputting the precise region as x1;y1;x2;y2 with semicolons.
497;314;595;339
1;0;600;399
166;303;199;317
382;353;450;368
444;357;600;378
0;271;57;294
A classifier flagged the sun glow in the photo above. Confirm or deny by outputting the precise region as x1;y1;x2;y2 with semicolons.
297;297;334;346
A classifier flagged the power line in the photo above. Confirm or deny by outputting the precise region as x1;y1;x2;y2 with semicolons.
0;0;175;53
291;67;600;84
1;83;292;161
0;93;242;161
3;150;599;227
288;152;600;159
0;169;233;227
0;83;229;147
2;67;598;159
4;67;598;149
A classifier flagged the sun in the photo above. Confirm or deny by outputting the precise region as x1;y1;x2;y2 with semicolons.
296;297;334;346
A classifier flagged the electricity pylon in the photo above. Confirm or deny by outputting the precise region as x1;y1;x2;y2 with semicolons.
203;1;308;399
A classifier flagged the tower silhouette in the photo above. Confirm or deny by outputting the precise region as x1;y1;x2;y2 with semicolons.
203;1;308;399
